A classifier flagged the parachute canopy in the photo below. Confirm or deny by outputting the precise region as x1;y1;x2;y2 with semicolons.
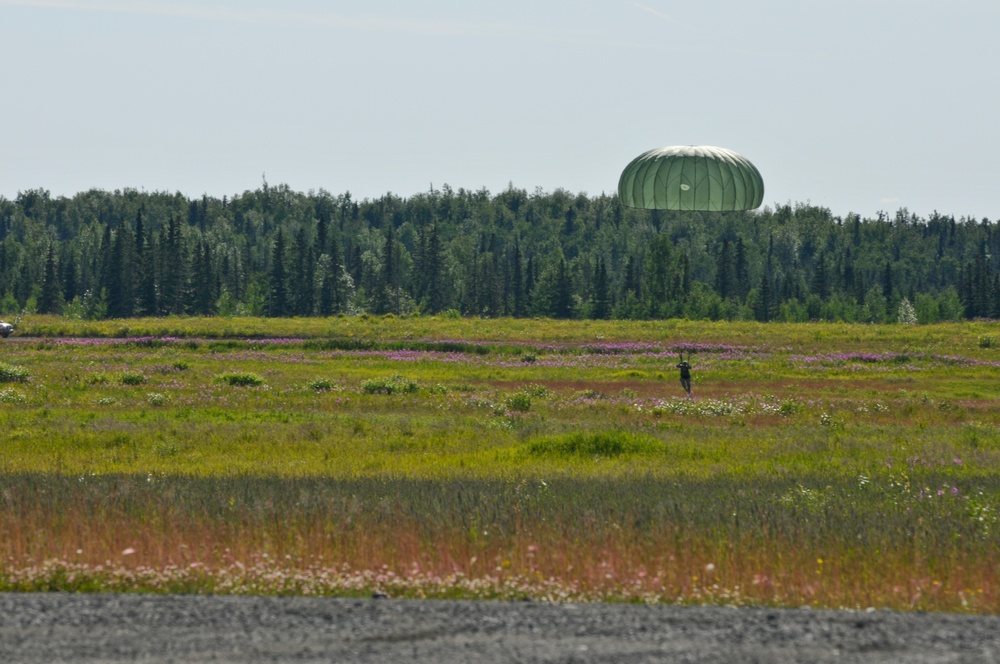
618;145;764;211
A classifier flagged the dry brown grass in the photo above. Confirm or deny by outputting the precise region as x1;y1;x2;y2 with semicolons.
2;475;997;611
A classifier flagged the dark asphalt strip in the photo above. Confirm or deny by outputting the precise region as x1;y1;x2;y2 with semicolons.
1;593;998;663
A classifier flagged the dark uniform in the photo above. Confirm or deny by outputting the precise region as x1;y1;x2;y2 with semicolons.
676;360;692;395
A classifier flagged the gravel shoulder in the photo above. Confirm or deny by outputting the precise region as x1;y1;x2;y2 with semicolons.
2;593;998;663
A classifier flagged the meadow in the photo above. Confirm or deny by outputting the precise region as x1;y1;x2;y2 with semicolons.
1;315;1000;612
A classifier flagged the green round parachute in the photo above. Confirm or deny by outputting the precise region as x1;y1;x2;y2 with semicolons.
618;145;764;211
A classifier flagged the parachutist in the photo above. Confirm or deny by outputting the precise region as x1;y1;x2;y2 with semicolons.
677;354;692;396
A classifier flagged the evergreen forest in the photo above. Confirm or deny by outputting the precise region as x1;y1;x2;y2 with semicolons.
1;183;996;324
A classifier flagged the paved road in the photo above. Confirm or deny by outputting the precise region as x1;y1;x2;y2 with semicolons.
2;593;998;663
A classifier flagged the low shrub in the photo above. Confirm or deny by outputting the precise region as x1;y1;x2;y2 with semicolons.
119;371;145;385
361;374;418;395
147;393;169;406
522;383;550;397
778;400;802;416
0;362;29;383
215;372;266;387
505;392;532;412
308;378;336;392
0;388;26;403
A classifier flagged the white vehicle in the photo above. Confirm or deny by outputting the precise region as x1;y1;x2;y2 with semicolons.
0;321;13;338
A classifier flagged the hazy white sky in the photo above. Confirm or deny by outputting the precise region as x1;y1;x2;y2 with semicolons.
1;0;997;219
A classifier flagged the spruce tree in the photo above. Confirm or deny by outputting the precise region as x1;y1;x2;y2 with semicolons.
315;212;329;258
590;256;610;320
292;226;314;316
106;223;134;318
60;248;78;304
314;253;336;316
510;237;525;317
373;224;399;314
415;223;446;314
328;233;343;312
643;235;672;316
98;223;113;303
714;239;736;300
756;269;772;322
524;255;537;311
882;261;894;301
134;209;145;260
193;240;216;315
554;258;575;318
349;245;363;292
475;234;502;316
158;216;186;315
735;238;750;299
756;237;776;322
38;243;62;314
812;251;829;299
138;232;157;316
535;258;576;319
425;224;446;314
269;229;288;317
678;253;691;297
621;255;640;301
132;209;155;315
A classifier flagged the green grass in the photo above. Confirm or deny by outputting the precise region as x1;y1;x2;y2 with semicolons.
17;313;1000;353
526;431;662;457
2;315;1000;610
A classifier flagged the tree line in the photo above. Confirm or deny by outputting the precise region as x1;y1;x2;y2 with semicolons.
1;182;996;323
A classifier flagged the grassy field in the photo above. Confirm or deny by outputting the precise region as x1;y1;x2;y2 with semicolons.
2;315;1000;611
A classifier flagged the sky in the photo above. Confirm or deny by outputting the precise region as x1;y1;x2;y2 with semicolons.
1;0;997;220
